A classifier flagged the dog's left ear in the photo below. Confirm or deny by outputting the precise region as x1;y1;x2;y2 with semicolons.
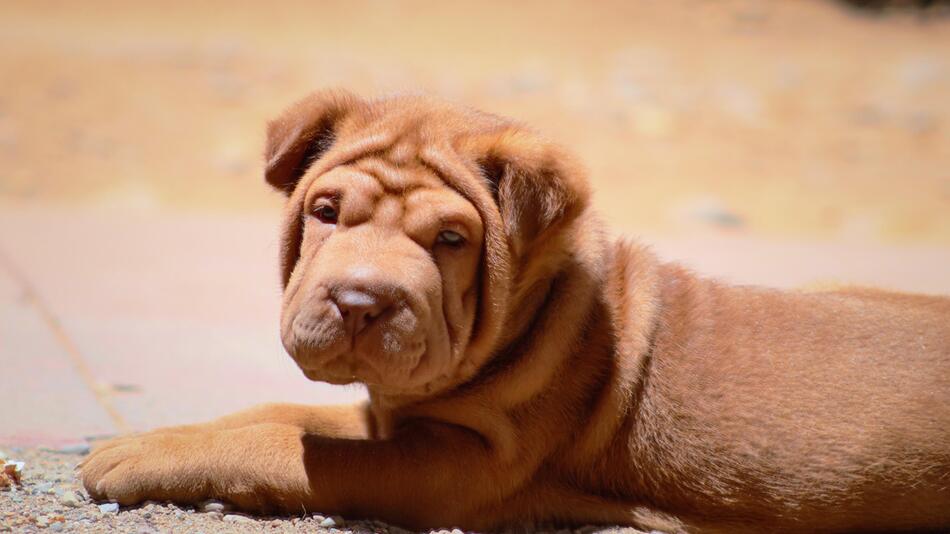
264;89;363;194
466;129;591;258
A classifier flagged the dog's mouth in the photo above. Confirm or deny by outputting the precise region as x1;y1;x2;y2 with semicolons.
294;341;430;391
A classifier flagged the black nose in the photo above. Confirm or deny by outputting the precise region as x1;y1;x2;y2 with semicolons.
331;287;394;337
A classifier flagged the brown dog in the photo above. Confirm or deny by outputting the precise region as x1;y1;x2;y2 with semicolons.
80;90;950;533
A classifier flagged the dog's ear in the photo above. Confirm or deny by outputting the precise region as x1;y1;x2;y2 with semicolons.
468;129;590;258
264;89;363;194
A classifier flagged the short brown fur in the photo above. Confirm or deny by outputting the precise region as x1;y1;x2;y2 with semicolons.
81;90;950;533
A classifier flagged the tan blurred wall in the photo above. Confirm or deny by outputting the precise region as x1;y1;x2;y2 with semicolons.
1;0;948;243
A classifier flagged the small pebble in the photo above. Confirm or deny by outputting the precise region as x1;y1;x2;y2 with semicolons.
44;443;92;455
319;516;338;527
223;514;254;524
50;523;64;532
59;491;82;507
452;529;465;534
199;500;226;513
99;502;119;514
35;516;50;528
3;461;24;484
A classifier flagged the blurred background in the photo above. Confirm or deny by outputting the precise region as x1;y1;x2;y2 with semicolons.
1;0;948;446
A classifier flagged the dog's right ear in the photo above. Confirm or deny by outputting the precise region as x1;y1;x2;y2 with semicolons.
264;89;363;194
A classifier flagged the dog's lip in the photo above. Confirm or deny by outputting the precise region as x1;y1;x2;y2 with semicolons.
296;342;429;389
300;365;356;384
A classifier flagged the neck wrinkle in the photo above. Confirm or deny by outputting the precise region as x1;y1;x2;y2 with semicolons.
557;239;664;470
476;238;608;410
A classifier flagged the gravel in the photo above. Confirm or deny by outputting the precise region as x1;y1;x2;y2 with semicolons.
0;448;650;534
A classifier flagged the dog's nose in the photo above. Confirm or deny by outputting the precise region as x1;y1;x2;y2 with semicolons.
332;288;393;337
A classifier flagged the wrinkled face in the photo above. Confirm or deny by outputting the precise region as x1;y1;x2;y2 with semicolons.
267;90;588;397
280;157;484;395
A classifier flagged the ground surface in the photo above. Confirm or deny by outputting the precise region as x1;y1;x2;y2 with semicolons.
1;0;948;532
6;448;644;534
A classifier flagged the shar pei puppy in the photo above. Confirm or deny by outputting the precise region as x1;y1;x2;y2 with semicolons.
81;90;950;533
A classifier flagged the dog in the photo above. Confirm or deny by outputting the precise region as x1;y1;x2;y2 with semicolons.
80;90;950;533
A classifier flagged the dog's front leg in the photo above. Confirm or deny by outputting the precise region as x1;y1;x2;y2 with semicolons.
81;422;313;512
80;419;506;527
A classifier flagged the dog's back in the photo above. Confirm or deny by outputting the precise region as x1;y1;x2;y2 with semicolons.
616;257;950;532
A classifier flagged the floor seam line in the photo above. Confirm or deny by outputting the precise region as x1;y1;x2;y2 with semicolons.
0;244;130;435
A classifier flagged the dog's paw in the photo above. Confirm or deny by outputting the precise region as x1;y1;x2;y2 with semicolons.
80;432;209;506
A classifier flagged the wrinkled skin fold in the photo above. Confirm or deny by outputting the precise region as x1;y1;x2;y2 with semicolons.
81;90;950;533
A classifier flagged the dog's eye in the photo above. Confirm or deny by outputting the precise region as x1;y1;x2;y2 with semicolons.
313;205;338;224
436;230;465;247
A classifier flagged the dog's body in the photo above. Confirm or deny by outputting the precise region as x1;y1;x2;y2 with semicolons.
81;92;950;533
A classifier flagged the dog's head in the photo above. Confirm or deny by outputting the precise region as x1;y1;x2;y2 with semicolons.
265;90;590;397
